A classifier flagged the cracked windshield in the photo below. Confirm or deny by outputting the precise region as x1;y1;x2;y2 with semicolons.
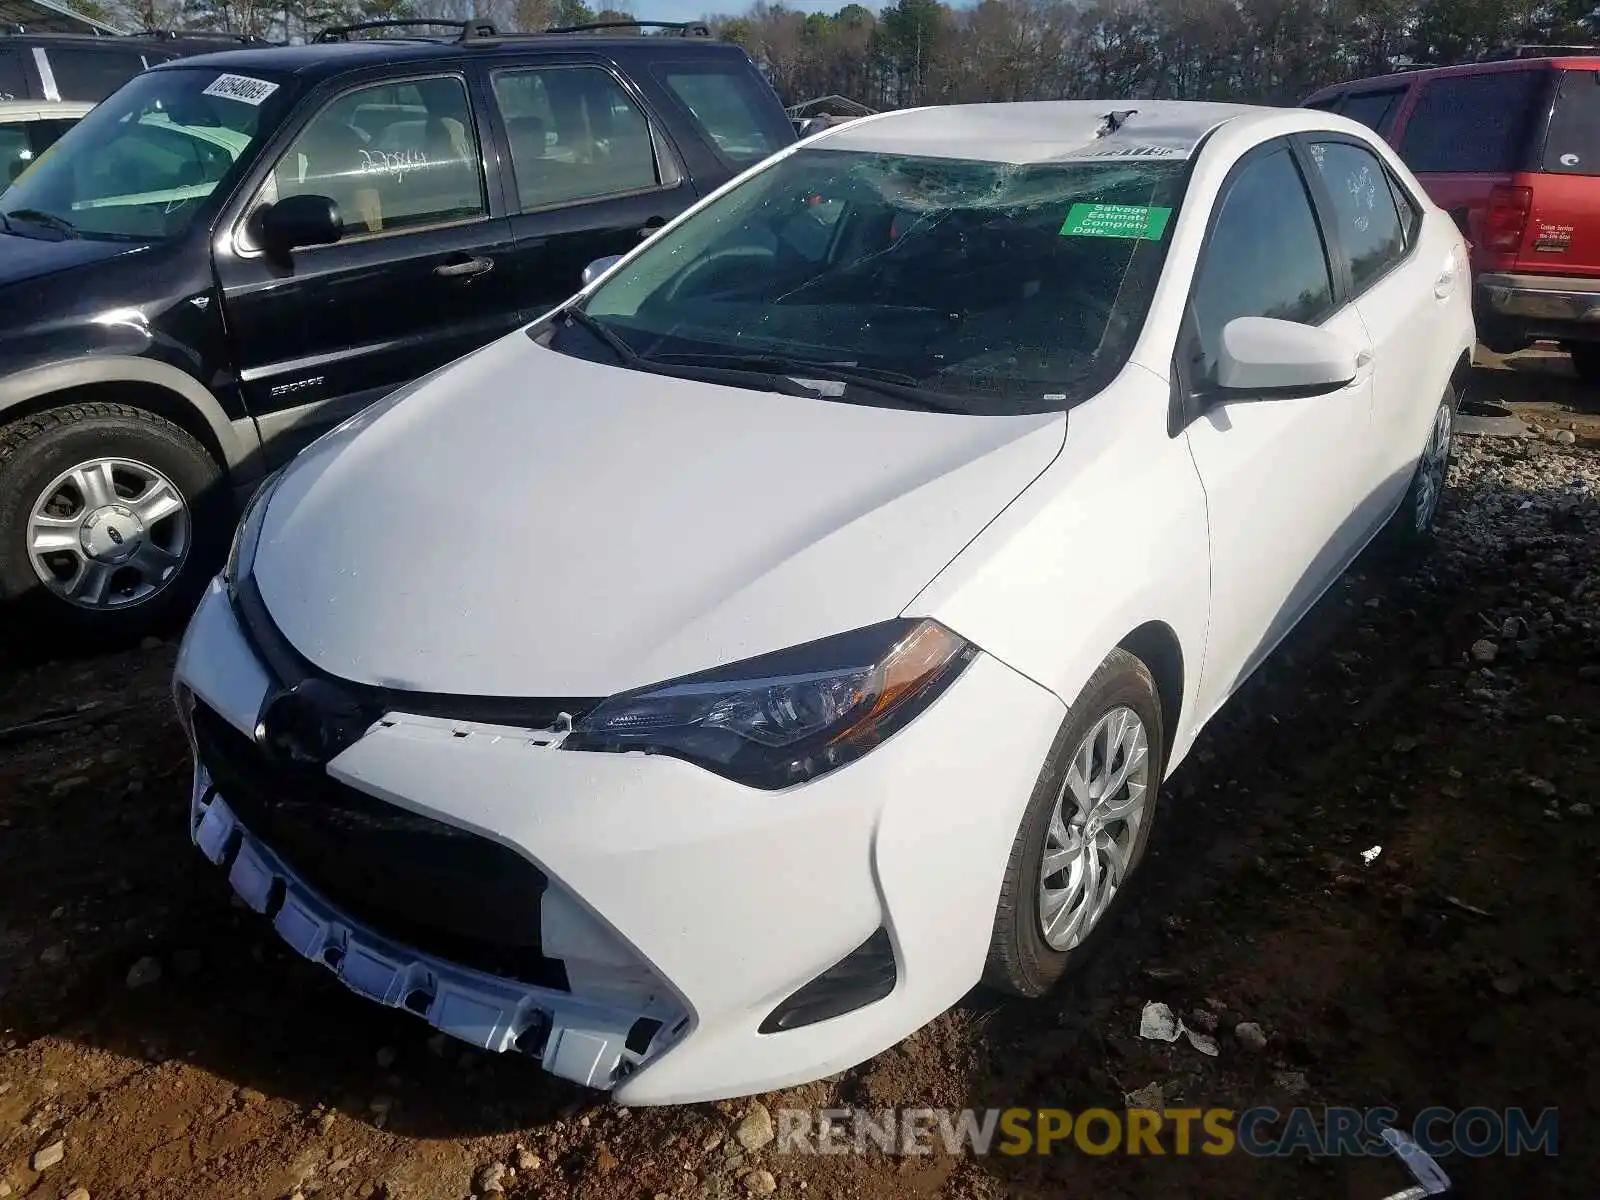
0;68;288;241
576;148;1187;413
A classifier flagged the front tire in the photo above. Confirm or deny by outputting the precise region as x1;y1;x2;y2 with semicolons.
0;402;226;640
984;649;1166;998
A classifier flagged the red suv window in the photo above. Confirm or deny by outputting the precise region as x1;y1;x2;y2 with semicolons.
1399;70;1545;173
1339;88;1407;137
1542;68;1600;175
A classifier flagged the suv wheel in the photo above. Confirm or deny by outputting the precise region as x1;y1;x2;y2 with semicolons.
1565;342;1600;383
0;403;225;639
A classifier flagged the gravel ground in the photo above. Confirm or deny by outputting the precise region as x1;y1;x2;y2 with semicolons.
0;383;1595;1200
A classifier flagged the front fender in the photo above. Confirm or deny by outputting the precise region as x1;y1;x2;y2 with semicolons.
905;365;1212;776
0;355;260;479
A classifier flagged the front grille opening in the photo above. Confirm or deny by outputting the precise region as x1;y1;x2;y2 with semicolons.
514;1014;551;1058
403;988;434;1014
625;1017;663;1055
192;701;568;990
759;927;898;1035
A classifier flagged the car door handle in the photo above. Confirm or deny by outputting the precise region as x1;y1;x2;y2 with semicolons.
434;256;494;279
638;219;665;240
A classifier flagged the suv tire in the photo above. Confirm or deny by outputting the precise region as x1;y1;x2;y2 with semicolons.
1566;342;1600;383
0;402;226;640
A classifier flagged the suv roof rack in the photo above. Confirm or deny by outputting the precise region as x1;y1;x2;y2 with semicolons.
1480;43;1600;61
315;18;499;43
132;29;273;43
536;19;711;36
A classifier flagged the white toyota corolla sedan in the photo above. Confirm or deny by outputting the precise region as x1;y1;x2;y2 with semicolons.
173;99;1473;1105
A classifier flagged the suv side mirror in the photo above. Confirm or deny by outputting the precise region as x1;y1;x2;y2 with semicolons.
257;194;343;256
1216;316;1359;396
581;255;623;287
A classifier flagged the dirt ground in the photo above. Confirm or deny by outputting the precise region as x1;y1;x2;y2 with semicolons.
0;360;1595;1200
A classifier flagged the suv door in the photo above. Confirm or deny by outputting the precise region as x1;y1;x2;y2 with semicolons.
1178;140;1377;716
479;60;699;316
214;72;522;463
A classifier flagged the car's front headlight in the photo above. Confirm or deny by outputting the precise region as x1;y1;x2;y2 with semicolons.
223;467;285;594
565;619;976;789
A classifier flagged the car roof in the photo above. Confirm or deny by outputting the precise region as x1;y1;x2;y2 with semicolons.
814;100;1279;164
149;34;750;82
1307;53;1600;100
0;99;94;120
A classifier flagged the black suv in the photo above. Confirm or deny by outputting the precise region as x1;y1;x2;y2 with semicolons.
0;19;795;636
0;31;267;103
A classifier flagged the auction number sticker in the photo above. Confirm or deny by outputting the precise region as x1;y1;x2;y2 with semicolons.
1060;203;1172;240
202;73;279;106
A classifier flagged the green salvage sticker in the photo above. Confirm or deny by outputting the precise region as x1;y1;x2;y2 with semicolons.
1060;203;1172;239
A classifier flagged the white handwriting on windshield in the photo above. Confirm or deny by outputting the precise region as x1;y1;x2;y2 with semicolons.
358;148;428;184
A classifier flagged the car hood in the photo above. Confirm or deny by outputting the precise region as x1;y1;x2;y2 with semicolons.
0;231;148;288
253;333;1065;698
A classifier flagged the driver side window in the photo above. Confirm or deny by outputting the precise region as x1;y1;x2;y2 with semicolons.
1190;146;1336;384
248;75;486;245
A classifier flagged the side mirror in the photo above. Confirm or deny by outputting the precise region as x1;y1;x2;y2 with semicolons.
256;194;342;256
1216;316;1359;396
581;254;623;287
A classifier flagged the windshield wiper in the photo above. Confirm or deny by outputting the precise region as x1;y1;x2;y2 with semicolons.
643;352;968;413
554;311;821;399
560;306;639;365
3;208;79;239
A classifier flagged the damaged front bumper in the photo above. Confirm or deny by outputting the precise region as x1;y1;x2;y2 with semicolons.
173;577;1066;1105
189;777;681;1089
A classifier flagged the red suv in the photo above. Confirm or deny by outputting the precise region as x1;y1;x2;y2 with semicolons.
1305;52;1600;378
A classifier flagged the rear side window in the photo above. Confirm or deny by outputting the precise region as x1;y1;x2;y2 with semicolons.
1309;140;1407;292
1398;70;1544;173
653;63;790;166
0;48;29;100
1339;88;1406;138
1542;69;1600;175
43;48;149;103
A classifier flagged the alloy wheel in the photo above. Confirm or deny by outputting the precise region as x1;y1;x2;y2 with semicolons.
26;456;191;610
1038;705;1152;952
1414;401;1452;533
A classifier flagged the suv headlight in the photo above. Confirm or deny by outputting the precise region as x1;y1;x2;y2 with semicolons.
564;619;976;789
223;467;285;594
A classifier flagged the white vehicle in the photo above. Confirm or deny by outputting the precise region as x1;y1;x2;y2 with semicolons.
0;100;92;185
173;100;1474;1106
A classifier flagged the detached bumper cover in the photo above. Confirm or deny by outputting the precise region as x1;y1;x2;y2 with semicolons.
174;579;1066;1105
191;783;668;1087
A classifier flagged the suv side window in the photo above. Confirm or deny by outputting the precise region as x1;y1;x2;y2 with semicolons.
44;48;149;103
1541;69;1600;175
653;64;789;167
1398;70;1543;173
1338;88;1406;138
491;66;662;212
1308;140;1407;293
260;76;485;240
1190;146;1335;381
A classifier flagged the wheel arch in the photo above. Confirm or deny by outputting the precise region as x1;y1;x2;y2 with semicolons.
0;358;261;483
1117;620;1185;765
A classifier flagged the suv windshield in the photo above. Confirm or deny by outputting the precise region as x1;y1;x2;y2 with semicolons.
575;147;1187;414
0;66;292;241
